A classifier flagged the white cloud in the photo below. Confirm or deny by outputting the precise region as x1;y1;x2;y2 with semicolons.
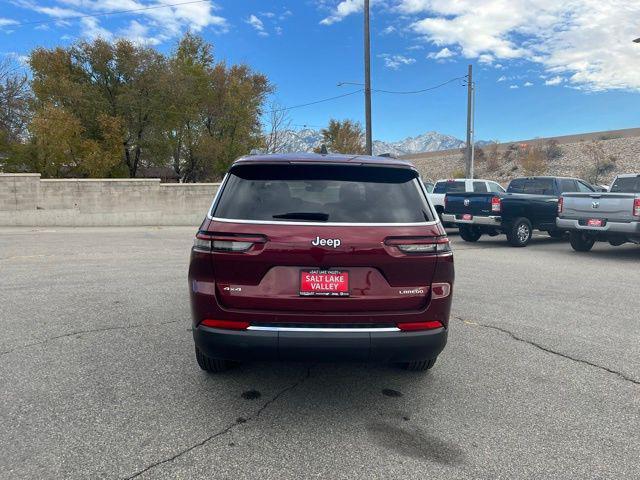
523;81;533;87
403;0;640;91
246;14;268;36
378;53;416;70
80;16;113;41
545;76;564;86
9;1;228;44
320;0;363;25
381;25;396;35
497;75;508;82
427;47;454;59
509;85;519;89
478;53;494;64
0;18;18;28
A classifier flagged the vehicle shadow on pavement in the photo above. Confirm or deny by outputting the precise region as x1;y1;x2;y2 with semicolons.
209;360;466;467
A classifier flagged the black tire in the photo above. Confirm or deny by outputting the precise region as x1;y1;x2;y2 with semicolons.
548;230;565;239
459;225;482;242
569;232;596;252
400;357;437;372
195;346;231;373
506;217;533;247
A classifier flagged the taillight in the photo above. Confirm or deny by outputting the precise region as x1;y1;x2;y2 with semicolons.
386;236;451;254
431;282;451;299
491;196;501;213
193;233;212;252
633;198;640;217
212;240;253;252
201;319;250;330
558;197;564;214
397;320;443;331
193;232;266;253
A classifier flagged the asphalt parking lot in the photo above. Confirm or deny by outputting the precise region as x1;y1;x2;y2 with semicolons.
1;227;638;479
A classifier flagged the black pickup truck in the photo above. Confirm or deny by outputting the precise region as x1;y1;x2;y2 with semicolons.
442;176;596;247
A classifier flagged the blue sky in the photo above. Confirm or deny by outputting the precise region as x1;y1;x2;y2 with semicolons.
1;0;639;142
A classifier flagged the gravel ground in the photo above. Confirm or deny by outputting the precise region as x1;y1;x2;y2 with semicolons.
0;227;638;479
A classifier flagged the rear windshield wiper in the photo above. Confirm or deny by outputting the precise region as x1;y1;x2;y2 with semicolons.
272;212;329;222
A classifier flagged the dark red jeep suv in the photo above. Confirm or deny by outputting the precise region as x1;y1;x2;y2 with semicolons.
188;153;454;372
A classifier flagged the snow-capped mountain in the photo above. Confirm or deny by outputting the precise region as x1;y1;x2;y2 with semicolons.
373;131;465;156
274;129;475;156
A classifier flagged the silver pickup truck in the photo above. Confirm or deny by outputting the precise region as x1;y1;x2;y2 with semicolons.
557;174;640;251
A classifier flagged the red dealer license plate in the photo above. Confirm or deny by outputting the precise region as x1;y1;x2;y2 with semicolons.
300;270;349;297
587;219;603;227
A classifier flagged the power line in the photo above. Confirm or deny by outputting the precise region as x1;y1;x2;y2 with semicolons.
374;76;467;94
5;0;211;28
337;76;467;95
266;90;364;114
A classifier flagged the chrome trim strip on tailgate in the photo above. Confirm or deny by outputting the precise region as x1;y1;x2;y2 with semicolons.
247;326;401;333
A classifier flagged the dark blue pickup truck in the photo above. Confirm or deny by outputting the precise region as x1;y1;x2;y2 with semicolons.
442;176;596;247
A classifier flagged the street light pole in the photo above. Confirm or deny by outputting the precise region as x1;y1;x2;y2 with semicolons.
465;64;473;178
364;0;373;155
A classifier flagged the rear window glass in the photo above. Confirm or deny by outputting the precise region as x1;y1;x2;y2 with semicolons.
508;178;556;195
433;181;465;194
610;176;640;193
559;179;578;193
473;181;488;193
213;164;435;223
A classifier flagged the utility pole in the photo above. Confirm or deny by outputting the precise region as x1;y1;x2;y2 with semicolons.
364;0;373;155
465;64;473;178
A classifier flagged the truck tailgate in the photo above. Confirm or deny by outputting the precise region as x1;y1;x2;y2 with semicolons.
562;193;637;222
444;193;496;216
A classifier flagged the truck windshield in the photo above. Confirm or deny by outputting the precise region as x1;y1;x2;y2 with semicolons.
610;176;640;193
213;164;435;224
507;178;555;195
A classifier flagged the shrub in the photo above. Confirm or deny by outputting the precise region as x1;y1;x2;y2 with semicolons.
582;140;615;184
543;139;562;161
486;142;500;171
451;167;466;178
520;146;547;175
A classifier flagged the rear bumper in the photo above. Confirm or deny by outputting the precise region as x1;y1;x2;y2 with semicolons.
442;214;502;226
193;325;448;363
556;218;640;234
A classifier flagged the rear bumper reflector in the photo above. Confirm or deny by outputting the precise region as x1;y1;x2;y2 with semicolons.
397;321;443;331
200;319;250;330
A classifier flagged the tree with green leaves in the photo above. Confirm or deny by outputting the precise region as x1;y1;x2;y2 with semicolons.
315;119;366;155
21;34;271;181
0;58;31;167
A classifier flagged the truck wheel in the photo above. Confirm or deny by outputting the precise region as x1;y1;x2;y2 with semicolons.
506;217;533;247
195;346;231;373
400;357;437;372
569;232;595;252
459;225;482;242
548;230;565;239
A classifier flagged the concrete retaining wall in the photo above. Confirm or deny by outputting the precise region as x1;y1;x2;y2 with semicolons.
0;174;220;226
